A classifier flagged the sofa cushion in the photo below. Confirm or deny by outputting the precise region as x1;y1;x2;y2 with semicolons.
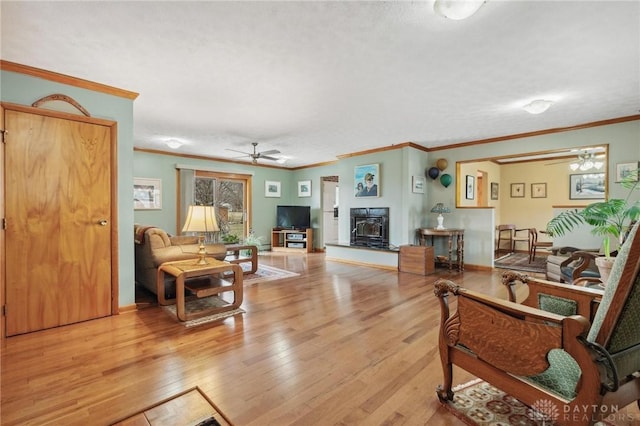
169;235;199;245
147;228;171;249
150;243;227;267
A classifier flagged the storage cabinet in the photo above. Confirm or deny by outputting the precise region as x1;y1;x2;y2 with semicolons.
271;228;313;253
399;245;435;275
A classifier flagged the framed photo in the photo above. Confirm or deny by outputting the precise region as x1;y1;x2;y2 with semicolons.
615;162;639;182
265;180;281;198
412;175;425;194
134;178;162;210
465;175;475;200
510;183;525;198
490;182;499;200
531;182;547;198
354;163;379;197
570;173;605;200
298;180;311;197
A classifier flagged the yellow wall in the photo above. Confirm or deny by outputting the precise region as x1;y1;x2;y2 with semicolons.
461;158;606;244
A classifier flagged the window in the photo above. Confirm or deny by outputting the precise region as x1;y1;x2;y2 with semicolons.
193;171;252;241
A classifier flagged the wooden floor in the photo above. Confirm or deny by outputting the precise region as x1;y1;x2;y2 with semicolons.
1;253;638;425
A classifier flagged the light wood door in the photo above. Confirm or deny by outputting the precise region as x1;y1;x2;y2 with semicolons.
4;107;114;336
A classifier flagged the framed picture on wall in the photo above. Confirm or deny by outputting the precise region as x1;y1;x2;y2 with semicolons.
265;180;281;198
412;176;425;194
465;175;475;200
531;182;547;198
134;178;162;210
615;162;639;182
510;183;525;198
354;163;379;197
298;180;311;197
490;182;499;200
570;173;605;200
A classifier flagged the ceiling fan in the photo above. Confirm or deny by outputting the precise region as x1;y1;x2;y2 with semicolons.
226;142;281;164
545;150;605;171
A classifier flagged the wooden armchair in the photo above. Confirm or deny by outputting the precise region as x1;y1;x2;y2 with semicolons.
434;221;640;425
559;250;601;284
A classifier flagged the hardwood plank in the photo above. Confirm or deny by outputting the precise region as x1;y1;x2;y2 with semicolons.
1;253;639;425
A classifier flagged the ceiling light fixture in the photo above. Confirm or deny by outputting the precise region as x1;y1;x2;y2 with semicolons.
522;99;554;114
433;0;486;20
570;152;604;172
166;139;183;149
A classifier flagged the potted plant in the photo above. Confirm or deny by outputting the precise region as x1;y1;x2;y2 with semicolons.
221;233;240;244
242;229;264;256
545;168;640;285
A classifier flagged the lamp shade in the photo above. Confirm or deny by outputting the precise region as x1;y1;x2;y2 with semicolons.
182;205;219;233
430;203;451;214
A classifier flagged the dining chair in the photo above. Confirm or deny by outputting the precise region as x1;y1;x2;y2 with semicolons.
529;228;553;263
495;224;515;257
513;227;532;255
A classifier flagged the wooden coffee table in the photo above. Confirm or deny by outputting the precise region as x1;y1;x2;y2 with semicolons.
157;259;243;322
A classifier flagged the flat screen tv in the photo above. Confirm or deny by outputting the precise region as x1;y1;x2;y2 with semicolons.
276;205;311;230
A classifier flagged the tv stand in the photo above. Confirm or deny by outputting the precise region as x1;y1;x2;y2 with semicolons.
271;228;313;253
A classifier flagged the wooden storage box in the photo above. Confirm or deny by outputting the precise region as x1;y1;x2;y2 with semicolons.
399;245;435;275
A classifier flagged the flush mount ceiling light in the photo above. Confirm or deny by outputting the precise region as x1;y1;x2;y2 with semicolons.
433;0;486;20
522;99;554;114
166;139;183;149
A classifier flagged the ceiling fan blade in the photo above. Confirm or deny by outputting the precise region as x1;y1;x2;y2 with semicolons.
545;159;573;166
225;148;251;155
259;149;280;156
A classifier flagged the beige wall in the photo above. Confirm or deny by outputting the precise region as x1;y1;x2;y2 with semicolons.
458;160;502;209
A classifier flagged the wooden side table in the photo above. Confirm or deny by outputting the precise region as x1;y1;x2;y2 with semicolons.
223;244;258;274
417;228;465;272
157;259;243;322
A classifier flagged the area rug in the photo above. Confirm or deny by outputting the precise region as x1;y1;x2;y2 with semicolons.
240;264;300;285
494;252;547;274
163;296;245;327
443;379;614;425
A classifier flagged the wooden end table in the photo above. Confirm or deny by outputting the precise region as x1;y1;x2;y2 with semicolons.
417;228;465;272
224;244;258;274
157;259;243;322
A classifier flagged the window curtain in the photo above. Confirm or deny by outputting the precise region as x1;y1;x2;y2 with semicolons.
178;167;195;232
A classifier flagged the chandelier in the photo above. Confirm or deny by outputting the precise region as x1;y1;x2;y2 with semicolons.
570;152;604;172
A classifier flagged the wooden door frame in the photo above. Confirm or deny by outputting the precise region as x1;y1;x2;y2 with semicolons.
1;102;119;338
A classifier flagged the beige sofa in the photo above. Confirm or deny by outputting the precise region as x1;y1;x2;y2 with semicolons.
134;225;227;299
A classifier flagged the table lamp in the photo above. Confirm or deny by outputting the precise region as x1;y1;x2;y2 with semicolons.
182;205;219;265
431;203;451;230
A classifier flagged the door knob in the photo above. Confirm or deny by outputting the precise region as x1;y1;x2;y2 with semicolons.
98;220;108;226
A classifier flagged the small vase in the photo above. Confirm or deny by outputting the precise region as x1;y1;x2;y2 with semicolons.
595;256;615;287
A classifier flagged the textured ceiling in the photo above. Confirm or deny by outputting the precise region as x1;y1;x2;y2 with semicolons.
2;1;639;168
